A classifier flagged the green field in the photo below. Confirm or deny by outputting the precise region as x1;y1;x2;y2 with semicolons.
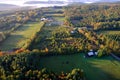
98;30;120;35
97;30;120;35
39;54;120;80
0;22;44;51
54;16;65;22
97;30;120;42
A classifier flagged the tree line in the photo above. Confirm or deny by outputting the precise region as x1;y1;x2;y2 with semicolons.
64;4;120;30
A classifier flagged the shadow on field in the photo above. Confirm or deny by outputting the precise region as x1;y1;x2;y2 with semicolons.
38;54;120;80
85;55;120;80
0;34;25;51
15;25;30;32
86;58;120;80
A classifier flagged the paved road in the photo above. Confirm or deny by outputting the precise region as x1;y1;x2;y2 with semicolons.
111;53;120;61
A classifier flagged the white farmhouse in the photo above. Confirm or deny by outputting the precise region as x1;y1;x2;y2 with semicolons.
70;31;75;34
41;18;47;21
87;49;98;57
88;49;94;56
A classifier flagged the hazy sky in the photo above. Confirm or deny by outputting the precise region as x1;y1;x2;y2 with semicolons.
0;0;69;7
0;0;67;6
1;0;119;6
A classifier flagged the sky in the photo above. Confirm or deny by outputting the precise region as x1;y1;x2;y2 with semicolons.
0;0;68;6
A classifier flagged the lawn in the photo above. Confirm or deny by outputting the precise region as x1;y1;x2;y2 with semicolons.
0;22;44;51
39;53;120;80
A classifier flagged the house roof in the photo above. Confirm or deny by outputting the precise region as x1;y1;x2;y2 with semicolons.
88;52;94;56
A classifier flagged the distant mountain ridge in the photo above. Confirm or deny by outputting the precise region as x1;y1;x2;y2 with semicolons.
96;0;120;3
0;3;18;7
24;0;120;5
69;0;120;3
0;3;19;11
24;1;65;4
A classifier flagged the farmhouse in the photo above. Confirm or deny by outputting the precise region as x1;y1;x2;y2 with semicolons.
87;49;98;57
70;27;78;34
41;17;53;22
70;30;75;34
78;27;87;30
41;18;47;21
88;49;94;56
77;26;93;31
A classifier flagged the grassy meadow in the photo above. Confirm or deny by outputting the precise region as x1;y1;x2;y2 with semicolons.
0;22;44;51
39;53;120;80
